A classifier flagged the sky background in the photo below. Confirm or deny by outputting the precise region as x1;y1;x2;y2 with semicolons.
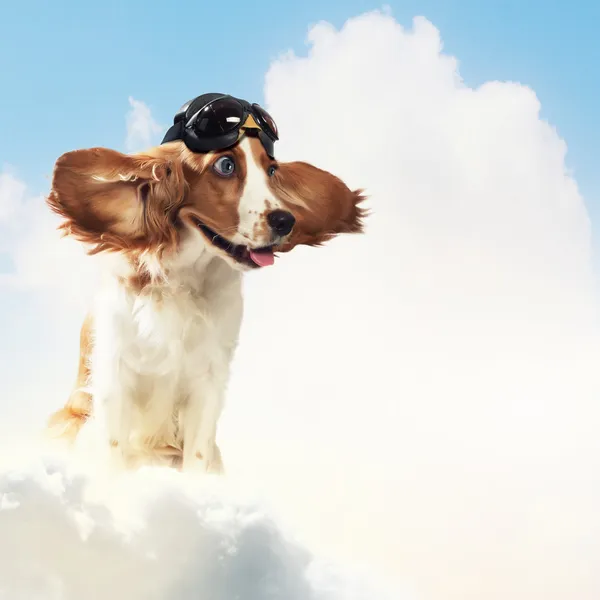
0;0;599;229
1;2;600;599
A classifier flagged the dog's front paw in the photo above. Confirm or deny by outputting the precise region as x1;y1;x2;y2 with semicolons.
181;448;210;474
207;444;224;475
181;444;224;475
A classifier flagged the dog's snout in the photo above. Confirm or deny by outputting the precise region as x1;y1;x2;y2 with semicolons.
267;210;295;237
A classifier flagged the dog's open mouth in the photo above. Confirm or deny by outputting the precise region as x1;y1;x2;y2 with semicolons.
191;217;275;268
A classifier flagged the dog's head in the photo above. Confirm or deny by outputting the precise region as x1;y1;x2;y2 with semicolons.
47;134;366;274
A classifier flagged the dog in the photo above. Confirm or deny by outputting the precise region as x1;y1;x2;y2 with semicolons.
45;97;365;473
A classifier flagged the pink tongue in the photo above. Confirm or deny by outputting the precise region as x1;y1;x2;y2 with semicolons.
249;249;275;267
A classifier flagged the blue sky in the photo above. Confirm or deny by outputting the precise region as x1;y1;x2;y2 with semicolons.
1;0;598;236
0;0;598;385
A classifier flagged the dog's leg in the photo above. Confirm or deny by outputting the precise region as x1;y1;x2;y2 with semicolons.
107;401;134;471
181;284;241;475
95;385;134;471
92;355;137;471
209;442;224;474
181;369;227;475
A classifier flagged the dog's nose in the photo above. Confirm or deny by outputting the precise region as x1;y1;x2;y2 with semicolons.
267;210;295;237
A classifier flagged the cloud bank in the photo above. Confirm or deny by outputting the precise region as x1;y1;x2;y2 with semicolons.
0;455;401;600
1;9;599;600
222;11;600;600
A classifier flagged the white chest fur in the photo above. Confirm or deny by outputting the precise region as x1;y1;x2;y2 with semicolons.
85;256;243;472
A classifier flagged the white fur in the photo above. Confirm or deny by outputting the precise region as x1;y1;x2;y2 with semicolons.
234;136;282;246
82;236;242;473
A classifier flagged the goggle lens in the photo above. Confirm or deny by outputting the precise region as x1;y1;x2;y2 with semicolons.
253;104;279;140
191;98;245;136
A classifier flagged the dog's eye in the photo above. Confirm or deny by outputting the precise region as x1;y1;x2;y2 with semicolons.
267;165;277;177
213;156;236;177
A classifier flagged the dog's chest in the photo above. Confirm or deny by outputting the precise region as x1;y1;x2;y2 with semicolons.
92;273;242;397
121;292;212;376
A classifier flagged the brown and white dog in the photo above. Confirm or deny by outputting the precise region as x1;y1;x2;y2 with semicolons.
45;134;365;473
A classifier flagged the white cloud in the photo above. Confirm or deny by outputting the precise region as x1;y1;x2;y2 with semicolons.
125;96;163;153
0;453;402;600
0;169;26;222
1;9;600;600
0;172;99;310
219;11;600;600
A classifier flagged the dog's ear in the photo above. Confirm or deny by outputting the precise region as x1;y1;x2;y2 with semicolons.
47;147;186;255
271;161;367;251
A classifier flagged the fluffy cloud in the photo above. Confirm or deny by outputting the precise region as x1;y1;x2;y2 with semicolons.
125;96;163;153
0;454;401;600
0;173;96;309
0;170;26;222
1;9;600;600
0;170;26;285
220;11;600;600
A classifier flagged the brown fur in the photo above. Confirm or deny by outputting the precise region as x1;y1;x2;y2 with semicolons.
244;135;366;249
47;139;365;260
271;161;367;251
47;147;188;257
177;144;248;237
47;313;94;442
